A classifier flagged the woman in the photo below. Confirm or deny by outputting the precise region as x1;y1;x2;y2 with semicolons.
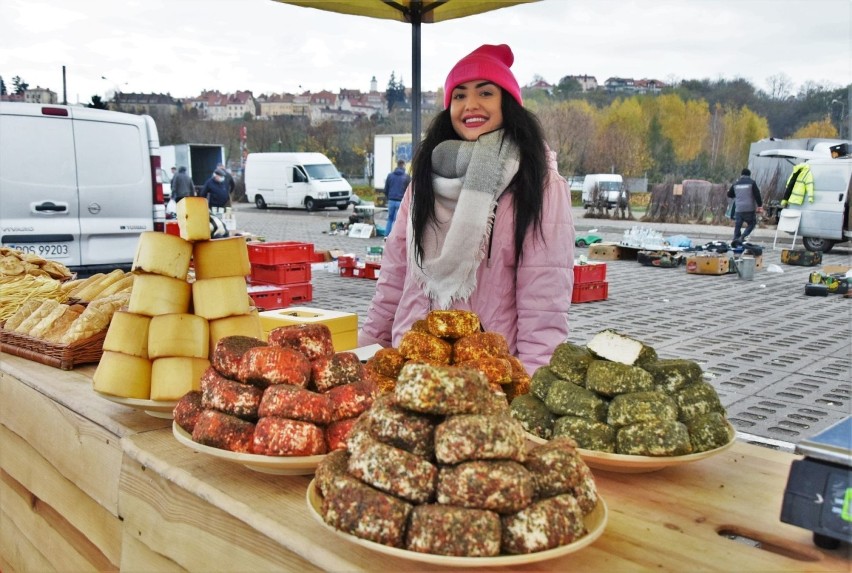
359;44;575;374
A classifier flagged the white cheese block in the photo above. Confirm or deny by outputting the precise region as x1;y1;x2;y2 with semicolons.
132;232;192;280
192;276;250;320
148;313;209;359
193;237;251;279
177;197;211;242
92;351;152;399
128;274;192;316
586;329;657;366
102;311;151;358
150;357;209;401
208;311;263;354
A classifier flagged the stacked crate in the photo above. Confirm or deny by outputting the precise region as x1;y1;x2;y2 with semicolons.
338;246;383;280
246;241;314;310
572;261;608;303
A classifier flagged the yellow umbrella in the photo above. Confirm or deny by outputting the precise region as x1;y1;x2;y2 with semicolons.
274;0;539;148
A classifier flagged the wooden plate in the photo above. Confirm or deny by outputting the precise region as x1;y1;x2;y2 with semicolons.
172;422;325;475
94;391;177;419
306;480;607;567
526;422;737;473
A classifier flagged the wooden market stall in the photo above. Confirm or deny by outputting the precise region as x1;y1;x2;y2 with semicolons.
1;353;848;572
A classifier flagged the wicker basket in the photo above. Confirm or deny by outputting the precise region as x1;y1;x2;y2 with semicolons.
0;326;106;370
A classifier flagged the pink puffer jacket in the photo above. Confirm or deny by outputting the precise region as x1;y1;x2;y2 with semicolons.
359;149;575;375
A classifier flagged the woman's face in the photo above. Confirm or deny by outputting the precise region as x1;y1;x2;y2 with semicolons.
449;80;504;141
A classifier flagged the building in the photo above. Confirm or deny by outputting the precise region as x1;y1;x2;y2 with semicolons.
24;86;58;104
564;74;598;92
604;77;635;93
111;92;179;115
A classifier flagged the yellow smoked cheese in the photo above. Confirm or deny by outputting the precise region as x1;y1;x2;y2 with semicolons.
177;197;212;242
150;357;209;401
92;351;152;399
193;237;251;279
102;311;151;358
192;276;250;320
128;274;192;316
132;232;193;280
209;311;263;354
148;313;209;359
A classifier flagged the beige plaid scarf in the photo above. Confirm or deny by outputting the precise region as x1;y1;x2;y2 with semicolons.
408;129;520;309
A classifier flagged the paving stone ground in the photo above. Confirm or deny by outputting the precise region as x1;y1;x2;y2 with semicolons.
234;203;852;451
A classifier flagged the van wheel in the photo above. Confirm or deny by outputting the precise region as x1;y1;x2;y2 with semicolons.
337;204;348;211
802;237;835;253
304;198;317;211
255;195;267;209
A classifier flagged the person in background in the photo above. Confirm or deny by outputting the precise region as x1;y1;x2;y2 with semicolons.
727;167;763;243
383;159;411;239
359;43;575;374
170;166;195;203
217;163;235;205
200;168;230;213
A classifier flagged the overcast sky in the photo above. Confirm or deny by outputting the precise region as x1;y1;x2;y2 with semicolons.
1;0;849;104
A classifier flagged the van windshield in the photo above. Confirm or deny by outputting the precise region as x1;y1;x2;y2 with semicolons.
598;182;621;191
304;163;340;180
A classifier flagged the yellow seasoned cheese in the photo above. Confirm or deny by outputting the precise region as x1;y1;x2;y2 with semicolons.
132;232;193;280
92;351;152;399
102;311;151;358
193;237;251;279
177;197;211;242
209;311;263;354
150;357;209;401
148;313;209;359
128;274;192;316
192;276;250;320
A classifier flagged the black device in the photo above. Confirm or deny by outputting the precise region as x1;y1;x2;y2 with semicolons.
780;416;852;549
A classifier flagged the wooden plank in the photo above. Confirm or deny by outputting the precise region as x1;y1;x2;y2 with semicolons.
1;504;53;573
1;469;117;572
0;370;125;513
1;423;123;565
121;534;188;573
119;453;325;572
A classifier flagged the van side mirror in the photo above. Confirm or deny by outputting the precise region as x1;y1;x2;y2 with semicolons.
293;167;307;183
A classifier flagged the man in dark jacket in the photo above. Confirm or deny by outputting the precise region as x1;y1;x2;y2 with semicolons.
383;160;411;238
200;168;229;212
727;168;763;242
170;166;195;203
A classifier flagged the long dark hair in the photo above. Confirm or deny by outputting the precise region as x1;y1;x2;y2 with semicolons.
410;91;548;267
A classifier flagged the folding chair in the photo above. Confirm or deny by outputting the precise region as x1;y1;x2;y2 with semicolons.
773;209;802;250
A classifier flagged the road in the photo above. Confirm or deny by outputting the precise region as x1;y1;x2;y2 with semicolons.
232;202;852;451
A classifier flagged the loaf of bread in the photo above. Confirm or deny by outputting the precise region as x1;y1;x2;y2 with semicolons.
13;300;59;334
60;292;130;343
42;305;85;342
3;299;44;331
27;303;69;338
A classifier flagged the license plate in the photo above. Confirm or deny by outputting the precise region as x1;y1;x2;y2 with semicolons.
337;200;347;205
6;243;70;257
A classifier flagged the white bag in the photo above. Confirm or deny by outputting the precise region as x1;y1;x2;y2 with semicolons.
166;198;177;216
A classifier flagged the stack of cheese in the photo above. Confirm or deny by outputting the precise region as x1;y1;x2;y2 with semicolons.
93;198;263;402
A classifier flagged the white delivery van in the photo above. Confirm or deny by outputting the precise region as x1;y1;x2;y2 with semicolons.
0;103;166;273
245;152;352;211
582;174;624;208
758;147;852;253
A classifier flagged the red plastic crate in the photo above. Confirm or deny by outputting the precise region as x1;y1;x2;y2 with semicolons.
250;262;311;285
571;281;608;303
247;241;314;265
284;282;313;303
339;263;380;280
573;262;607;284
337;255;356;269
247;285;291;311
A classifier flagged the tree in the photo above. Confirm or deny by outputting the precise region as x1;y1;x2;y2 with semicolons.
0;76;6;96
87;95;109;109
385;72;406;113
765;73;794;101
12;75;29;94
791;116;839;139
552;76;583;100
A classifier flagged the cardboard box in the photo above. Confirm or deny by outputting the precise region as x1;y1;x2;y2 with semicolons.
822;264;851;275
686;254;730;275
258;306;358;352
588;243;624;261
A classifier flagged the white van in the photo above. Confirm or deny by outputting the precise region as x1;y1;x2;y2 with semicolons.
246;152;352;211
758;147;852;252
582;174;624;208
0;103;165;273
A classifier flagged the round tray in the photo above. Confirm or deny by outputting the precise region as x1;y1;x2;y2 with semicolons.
306;480;607;567
94;391;177;419
526;423;737;473
172;422;325;475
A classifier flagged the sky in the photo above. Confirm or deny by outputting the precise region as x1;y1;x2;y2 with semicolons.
1;0;850;105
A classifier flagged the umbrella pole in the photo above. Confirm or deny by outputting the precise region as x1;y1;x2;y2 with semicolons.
411;1;422;155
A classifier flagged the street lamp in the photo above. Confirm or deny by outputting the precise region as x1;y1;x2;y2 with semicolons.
276;139;283;152
829;99;845;138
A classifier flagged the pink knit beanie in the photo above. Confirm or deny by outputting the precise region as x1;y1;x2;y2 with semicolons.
443;44;522;108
